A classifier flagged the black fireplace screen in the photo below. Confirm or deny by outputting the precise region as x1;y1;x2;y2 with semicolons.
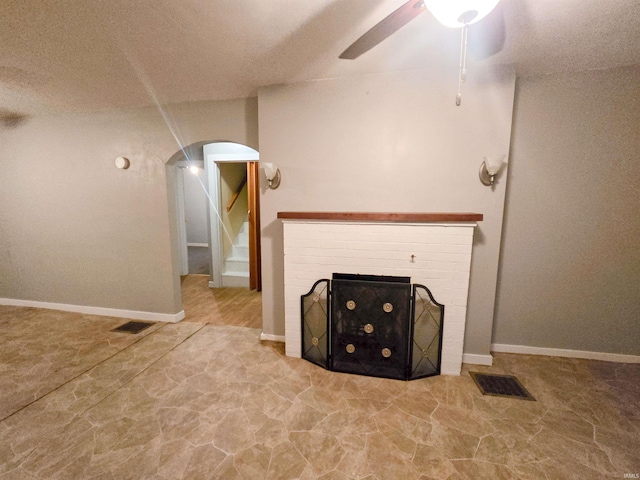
301;273;444;380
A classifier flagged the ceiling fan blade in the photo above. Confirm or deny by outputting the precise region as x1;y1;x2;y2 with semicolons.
339;0;426;60
467;2;506;60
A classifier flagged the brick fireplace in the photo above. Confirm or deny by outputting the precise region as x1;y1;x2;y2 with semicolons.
279;212;482;376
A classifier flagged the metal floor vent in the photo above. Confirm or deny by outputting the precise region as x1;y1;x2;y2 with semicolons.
111;321;155;334
469;372;536;401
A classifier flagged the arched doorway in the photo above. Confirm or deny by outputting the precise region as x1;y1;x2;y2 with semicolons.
165;141;261;319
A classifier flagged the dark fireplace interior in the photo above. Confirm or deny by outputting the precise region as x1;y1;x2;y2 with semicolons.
301;273;444;381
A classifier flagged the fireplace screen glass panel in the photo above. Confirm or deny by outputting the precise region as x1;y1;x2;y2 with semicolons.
410;285;444;379
301;279;330;369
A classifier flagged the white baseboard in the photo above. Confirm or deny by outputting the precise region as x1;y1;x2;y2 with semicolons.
260;332;285;343
462;353;493;366
491;343;640;364
187;243;209;248
0;298;185;323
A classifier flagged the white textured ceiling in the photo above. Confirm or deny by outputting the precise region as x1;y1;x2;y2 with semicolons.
1;0;639;117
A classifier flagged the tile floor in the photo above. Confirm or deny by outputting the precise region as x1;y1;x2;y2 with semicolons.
0;302;639;479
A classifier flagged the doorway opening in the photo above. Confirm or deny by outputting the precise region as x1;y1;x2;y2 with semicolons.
211;161;251;287
203;142;261;291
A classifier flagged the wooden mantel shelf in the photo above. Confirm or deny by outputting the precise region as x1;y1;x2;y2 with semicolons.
277;212;483;222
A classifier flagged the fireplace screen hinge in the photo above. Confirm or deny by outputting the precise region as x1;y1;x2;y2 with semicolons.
301;273;444;381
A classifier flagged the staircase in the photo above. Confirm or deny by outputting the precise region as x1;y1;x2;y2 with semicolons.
222;221;250;287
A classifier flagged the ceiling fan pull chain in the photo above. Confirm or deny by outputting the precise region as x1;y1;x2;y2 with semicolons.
456;23;469;106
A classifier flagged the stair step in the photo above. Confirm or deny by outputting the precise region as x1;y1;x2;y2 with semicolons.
222;272;249;288
222;271;249;278
225;257;249;274
232;245;249;258
223;219;250;278
235;232;249;245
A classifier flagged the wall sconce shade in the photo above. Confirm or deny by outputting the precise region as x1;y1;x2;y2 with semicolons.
263;162;281;189
479;155;506;186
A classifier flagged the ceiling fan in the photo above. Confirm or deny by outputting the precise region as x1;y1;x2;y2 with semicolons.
339;0;505;105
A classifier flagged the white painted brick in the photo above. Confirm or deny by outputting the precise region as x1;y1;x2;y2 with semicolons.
282;220;476;376
446;306;468;318
438;226;472;236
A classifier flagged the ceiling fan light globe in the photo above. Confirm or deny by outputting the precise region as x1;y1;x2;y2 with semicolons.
424;0;500;28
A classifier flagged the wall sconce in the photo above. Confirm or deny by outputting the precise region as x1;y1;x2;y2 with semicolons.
263;163;281;189
479;155;505;186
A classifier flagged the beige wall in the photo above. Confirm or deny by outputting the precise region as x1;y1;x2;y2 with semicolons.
0;97;258;315
494;65;640;355
258;66;516;358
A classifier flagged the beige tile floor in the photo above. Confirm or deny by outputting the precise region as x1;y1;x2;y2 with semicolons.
0;301;639;479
